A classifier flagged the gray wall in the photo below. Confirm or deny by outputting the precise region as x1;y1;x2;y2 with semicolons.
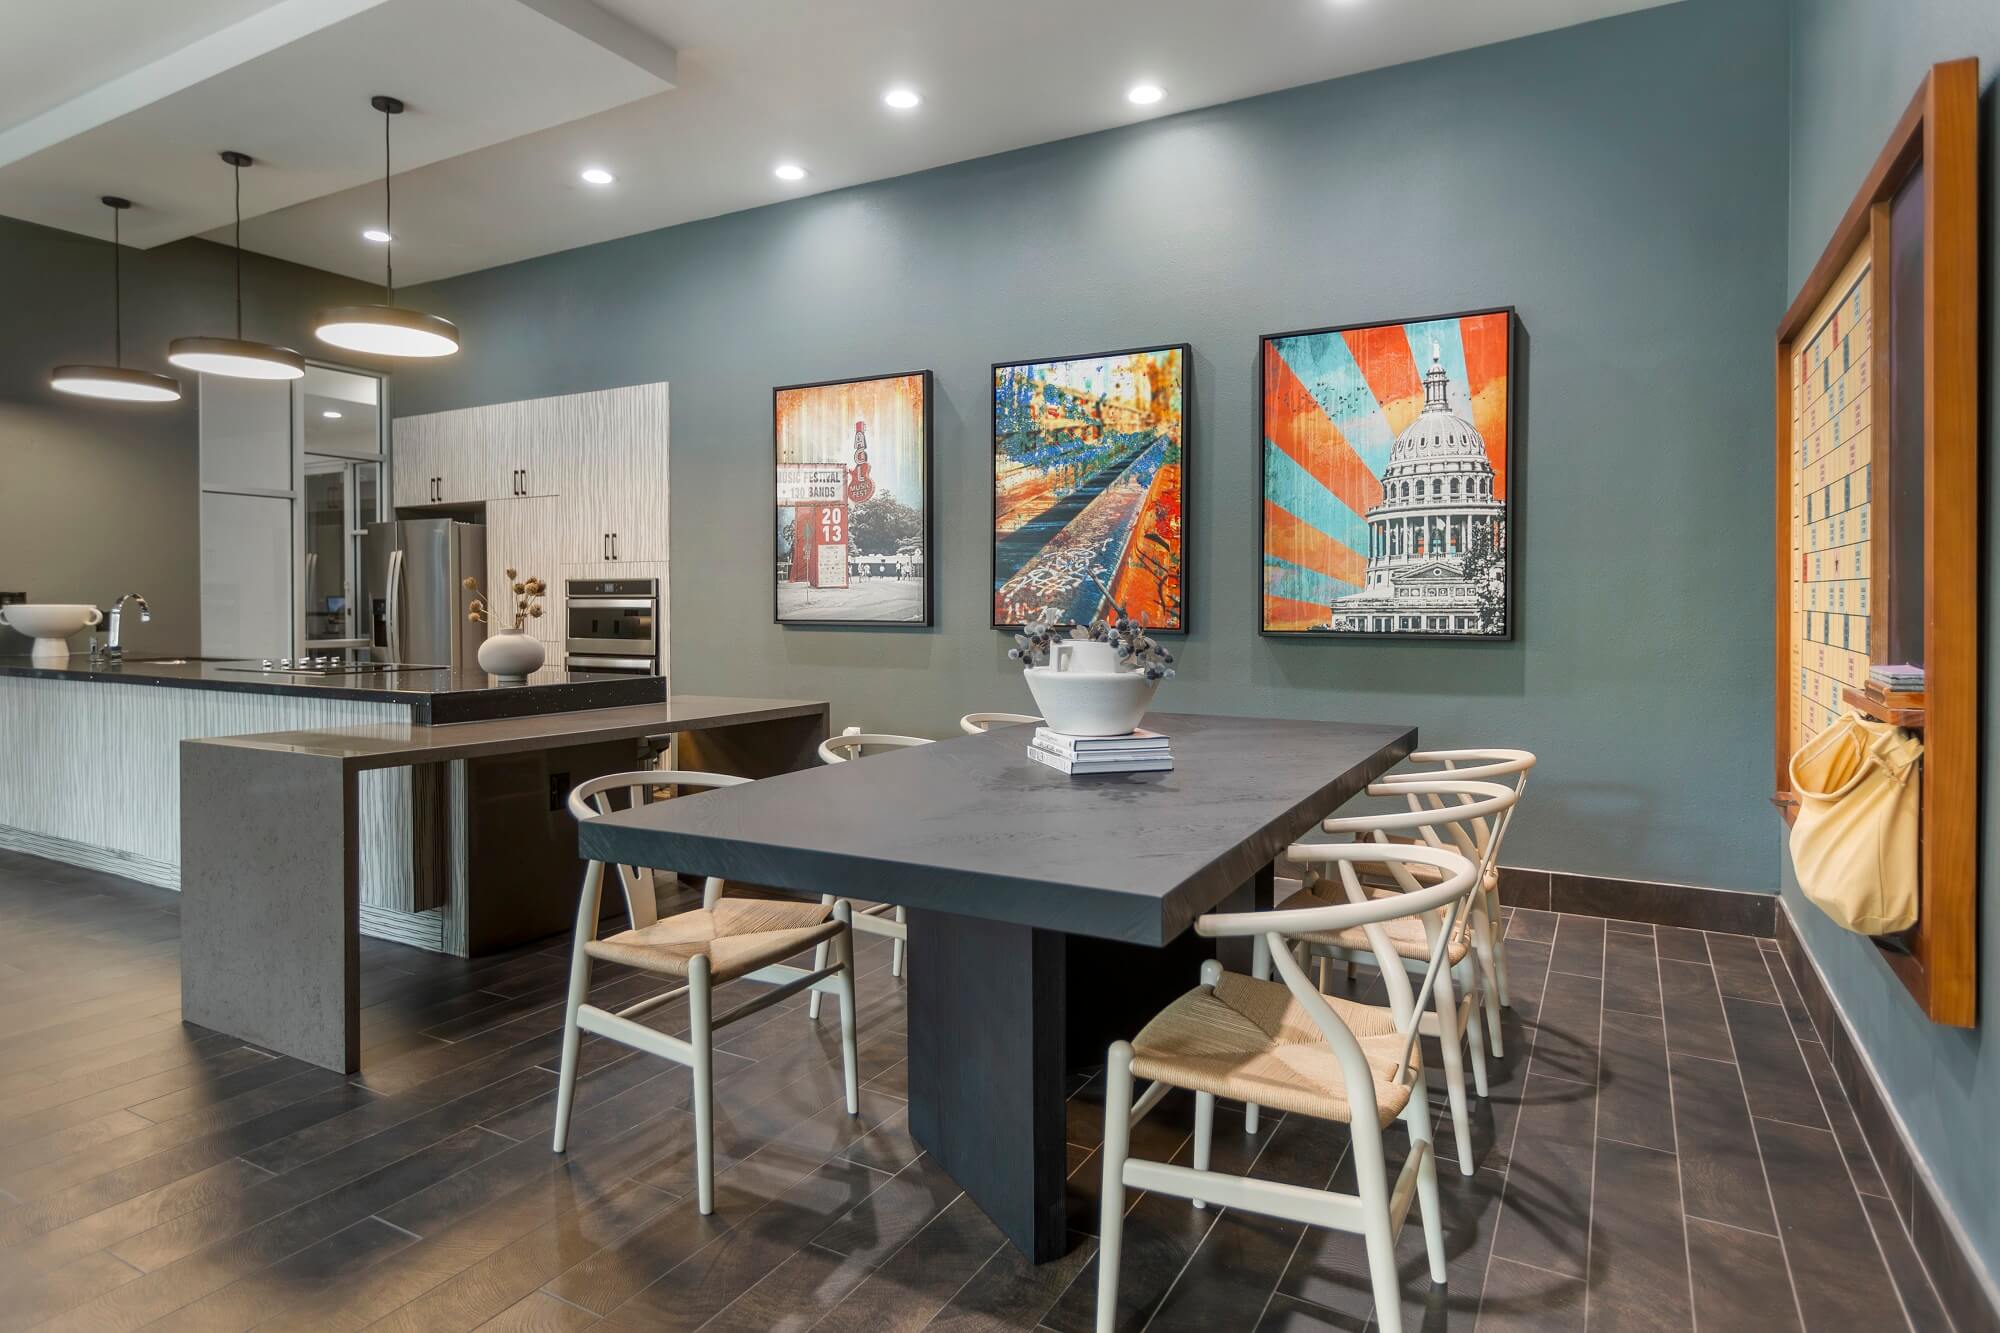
0;215;373;656
1784;0;2000;1284
395;0;1791;892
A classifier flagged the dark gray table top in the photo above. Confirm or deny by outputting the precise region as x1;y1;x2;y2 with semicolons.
578;711;1415;946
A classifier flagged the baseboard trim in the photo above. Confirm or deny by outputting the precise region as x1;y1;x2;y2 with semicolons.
1776;901;2000;1333
1496;865;1776;936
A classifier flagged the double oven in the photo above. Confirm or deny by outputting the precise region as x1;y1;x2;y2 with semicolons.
564;577;660;676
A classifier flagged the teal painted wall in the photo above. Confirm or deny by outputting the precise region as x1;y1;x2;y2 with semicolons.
394;0;1791;892
1784;0;2000;1286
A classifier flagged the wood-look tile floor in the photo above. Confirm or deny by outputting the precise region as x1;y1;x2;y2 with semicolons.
0;848;1945;1331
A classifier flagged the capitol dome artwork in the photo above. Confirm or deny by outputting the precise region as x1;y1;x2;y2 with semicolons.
1260;308;1514;638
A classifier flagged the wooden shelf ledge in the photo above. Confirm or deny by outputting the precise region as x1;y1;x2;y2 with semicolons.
1841;685;1926;730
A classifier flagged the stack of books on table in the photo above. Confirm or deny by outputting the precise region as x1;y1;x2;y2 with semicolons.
1868;663;1925;695
1026;727;1174;776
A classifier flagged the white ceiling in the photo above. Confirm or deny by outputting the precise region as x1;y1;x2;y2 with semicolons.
0;0;1677;286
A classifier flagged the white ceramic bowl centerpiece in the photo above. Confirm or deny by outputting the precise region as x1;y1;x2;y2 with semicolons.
465;568;547;683
1012;610;1176;737
0;604;102;660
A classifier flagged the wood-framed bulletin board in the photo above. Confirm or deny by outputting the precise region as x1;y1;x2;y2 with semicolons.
1772;59;1979;1026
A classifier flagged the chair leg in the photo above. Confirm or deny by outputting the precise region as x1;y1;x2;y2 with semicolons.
688;954;715;1214
1489;885;1512;1010
807;893;834;1020
1095;1042;1134;1333
1472;901;1506;1057
552;860;604;1155
1351;1113;1404;1333
1463;964;1491;1099
835;913;860;1116
891;905;907;978
1404;1094;1448;1285
1245;937;1270;1135
1191;1090;1214;1210
1432;963;1474;1176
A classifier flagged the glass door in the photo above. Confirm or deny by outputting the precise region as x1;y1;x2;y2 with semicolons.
300;366;387;652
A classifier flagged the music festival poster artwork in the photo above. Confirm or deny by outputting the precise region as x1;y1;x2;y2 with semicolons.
990;344;1188;632
773;370;933;626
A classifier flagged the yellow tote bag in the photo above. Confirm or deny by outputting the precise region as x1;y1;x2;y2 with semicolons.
1787;712;1923;935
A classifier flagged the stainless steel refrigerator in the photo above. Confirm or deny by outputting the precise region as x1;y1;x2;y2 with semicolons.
361;519;486;669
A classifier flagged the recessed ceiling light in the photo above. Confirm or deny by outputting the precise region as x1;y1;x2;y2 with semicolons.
1127;83;1165;106
883;88;921;110
322;409;343;419
362;228;392;243
579;166;615;186
773;162;807;182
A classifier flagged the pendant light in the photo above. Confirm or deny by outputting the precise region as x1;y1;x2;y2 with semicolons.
49;198;183;403
168;152;306;380
313;96;459;358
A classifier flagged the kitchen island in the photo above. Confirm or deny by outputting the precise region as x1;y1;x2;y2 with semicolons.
0;656;665;950
179;695;828;1071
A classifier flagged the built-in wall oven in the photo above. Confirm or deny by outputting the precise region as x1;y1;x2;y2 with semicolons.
564;577;659;675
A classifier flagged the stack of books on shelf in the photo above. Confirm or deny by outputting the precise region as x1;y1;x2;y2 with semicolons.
1026;727;1174;776
1868;663;1925;695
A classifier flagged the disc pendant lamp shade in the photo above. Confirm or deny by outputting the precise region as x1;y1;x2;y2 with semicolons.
313;96;459;358
168;152;304;380
49;197;183;403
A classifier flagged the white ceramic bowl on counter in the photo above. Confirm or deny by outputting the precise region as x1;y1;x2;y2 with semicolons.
0;604;102;660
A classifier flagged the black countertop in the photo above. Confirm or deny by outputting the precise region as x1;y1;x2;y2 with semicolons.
0;656;665;725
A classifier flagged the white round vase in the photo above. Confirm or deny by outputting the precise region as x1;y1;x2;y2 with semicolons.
478;630;545;683
1023;639;1160;737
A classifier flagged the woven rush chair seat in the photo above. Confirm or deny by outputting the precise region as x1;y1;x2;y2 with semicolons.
1281;883;1471;965
585;897;841;982
1130;971;1414;1127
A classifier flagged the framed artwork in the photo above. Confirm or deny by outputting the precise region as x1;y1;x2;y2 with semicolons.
991;343;1189;630
1260;307;1515;639
773;369;932;626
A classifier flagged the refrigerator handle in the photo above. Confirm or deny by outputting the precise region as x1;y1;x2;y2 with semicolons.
386;547;405;663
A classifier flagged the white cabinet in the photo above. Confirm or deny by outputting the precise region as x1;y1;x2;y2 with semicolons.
484;496;564;643
556;383;669;564
488;397;560;500
393;408;490;507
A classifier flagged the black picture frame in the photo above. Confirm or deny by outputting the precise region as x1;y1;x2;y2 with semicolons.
773;368;934;628
1258;306;1518;641
989;341;1192;633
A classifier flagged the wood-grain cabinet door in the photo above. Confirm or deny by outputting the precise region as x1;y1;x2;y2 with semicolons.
485;495;564;642
556;383;669;564
391;416;437;508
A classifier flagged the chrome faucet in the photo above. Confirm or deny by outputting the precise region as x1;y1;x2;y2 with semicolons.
101;593;150;660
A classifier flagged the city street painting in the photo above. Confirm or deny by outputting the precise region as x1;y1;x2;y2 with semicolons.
991;344;1188;630
774;369;932;625
1261;308;1514;638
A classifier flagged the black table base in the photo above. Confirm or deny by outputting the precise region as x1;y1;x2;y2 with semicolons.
906;866;1275;1262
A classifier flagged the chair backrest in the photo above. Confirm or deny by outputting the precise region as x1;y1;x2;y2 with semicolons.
818;725;933;763
1322;776;1520;888
567;769;750;926
1199;841;1479;1092
1375;748;1535;873
959;711;1042;735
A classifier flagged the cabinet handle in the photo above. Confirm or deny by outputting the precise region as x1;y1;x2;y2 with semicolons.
602;533;610;560
612;533;619;560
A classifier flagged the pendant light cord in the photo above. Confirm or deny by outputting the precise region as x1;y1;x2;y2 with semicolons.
382;104;394;305
233;159;244;338
110;204;122;367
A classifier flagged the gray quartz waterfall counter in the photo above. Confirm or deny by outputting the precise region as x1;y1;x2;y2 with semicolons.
0;657;665;950
177;695;829;1073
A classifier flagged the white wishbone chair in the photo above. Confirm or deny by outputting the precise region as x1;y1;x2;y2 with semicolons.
1271;778;1519;1175
555;770;860;1212
1374;749;1535;1044
958;711;1042;734
1096;843;1479;1333
809;727;933;1015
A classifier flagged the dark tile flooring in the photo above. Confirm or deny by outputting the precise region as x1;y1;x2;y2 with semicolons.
0;848;1947;1330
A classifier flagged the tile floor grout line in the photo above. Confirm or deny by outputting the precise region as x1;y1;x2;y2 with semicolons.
1709;943;1810;1333
1679;1210;1780;1241
1756;945;1943;1333
1656;908;1699;1333
1473;923;1555;1328
1581;916;1607;1331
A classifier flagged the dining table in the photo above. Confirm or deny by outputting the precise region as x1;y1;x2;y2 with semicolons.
576;709;1415;1262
